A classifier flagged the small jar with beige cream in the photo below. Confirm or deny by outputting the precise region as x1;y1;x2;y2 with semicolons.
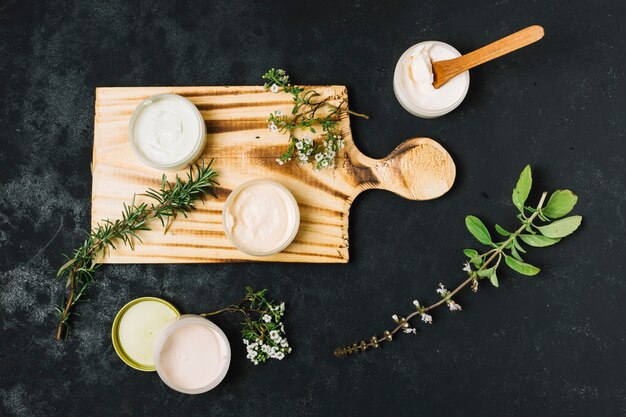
223;179;300;256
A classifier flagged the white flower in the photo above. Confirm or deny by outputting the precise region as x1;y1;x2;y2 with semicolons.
276;158;284;165
269;330;280;340
463;261;472;272
280;339;289;347
421;313;433;324
263;314;272;323
295;141;304;150
279;302;285;312
436;283;447;295
448;300;462;311
413;300;420;308
276;352;285;360
314;153;323;162
243;339;249;345
403;328;417;334
321;160;329;168
270;84;280;93
392;314;399;322
268;122;278;132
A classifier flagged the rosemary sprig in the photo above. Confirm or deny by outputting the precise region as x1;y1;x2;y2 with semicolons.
55;161;219;341
201;287;292;365
262;68;368;170
334;165;582;357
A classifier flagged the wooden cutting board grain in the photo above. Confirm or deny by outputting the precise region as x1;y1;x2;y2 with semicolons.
92;86;456;263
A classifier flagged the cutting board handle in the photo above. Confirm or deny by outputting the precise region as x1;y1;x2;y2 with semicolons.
348;137;456;200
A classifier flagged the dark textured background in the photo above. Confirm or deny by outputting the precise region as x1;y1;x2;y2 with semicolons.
1;0;625;416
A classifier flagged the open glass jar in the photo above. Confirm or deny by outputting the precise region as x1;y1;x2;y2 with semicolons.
128;94;206;170
222;179;300;256
393;41;470;118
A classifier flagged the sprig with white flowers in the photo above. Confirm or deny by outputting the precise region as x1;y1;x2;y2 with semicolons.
262;68;368;170
334;165;583;357
201;287;292;365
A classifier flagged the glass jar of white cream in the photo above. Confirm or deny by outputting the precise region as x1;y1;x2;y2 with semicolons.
223;179;300;256
128;94;206;170
393;41;470;118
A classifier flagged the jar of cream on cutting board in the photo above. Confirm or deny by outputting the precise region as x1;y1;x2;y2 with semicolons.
112;297;231;394
393;41;470;118
222;179;300;257
128;94;206;170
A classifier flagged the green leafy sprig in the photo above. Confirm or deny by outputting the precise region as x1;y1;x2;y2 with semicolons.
202;287;292;365
55;161;219;341
334;165;582;357
262;68;368;170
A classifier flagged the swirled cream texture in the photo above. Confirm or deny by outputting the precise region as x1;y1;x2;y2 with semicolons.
394;41;469;117
132;95;202;166
224;182;298;255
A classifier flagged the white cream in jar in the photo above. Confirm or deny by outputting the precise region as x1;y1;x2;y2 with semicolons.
129;94;206;170
223;180;300;256
393;41;470;118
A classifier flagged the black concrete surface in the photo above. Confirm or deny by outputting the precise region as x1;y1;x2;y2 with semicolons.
1;1;625;416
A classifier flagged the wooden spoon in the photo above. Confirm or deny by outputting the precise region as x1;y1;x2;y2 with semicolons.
432;25;544;89
346;137;456;201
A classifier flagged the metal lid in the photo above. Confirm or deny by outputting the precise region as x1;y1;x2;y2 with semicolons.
111;297;180;372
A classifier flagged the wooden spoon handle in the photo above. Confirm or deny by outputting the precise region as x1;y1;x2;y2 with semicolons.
432;25;544;88
348;137;456;200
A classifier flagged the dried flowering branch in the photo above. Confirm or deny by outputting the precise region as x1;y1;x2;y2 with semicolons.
262;68;368;170
55;162;219;341
334;165;582;357
202;287;292;365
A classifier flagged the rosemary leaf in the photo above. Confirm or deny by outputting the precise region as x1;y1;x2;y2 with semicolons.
54;160;219;341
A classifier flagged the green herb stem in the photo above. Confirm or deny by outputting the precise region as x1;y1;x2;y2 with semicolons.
335;164;582;357
55;161;219;341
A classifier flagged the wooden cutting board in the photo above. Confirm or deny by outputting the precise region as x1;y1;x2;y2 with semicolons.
92;86;455;263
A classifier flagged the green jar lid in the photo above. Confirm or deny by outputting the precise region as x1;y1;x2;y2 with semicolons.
111;297;180;372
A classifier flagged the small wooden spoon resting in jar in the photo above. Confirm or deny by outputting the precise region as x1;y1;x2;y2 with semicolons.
432;25;544;89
